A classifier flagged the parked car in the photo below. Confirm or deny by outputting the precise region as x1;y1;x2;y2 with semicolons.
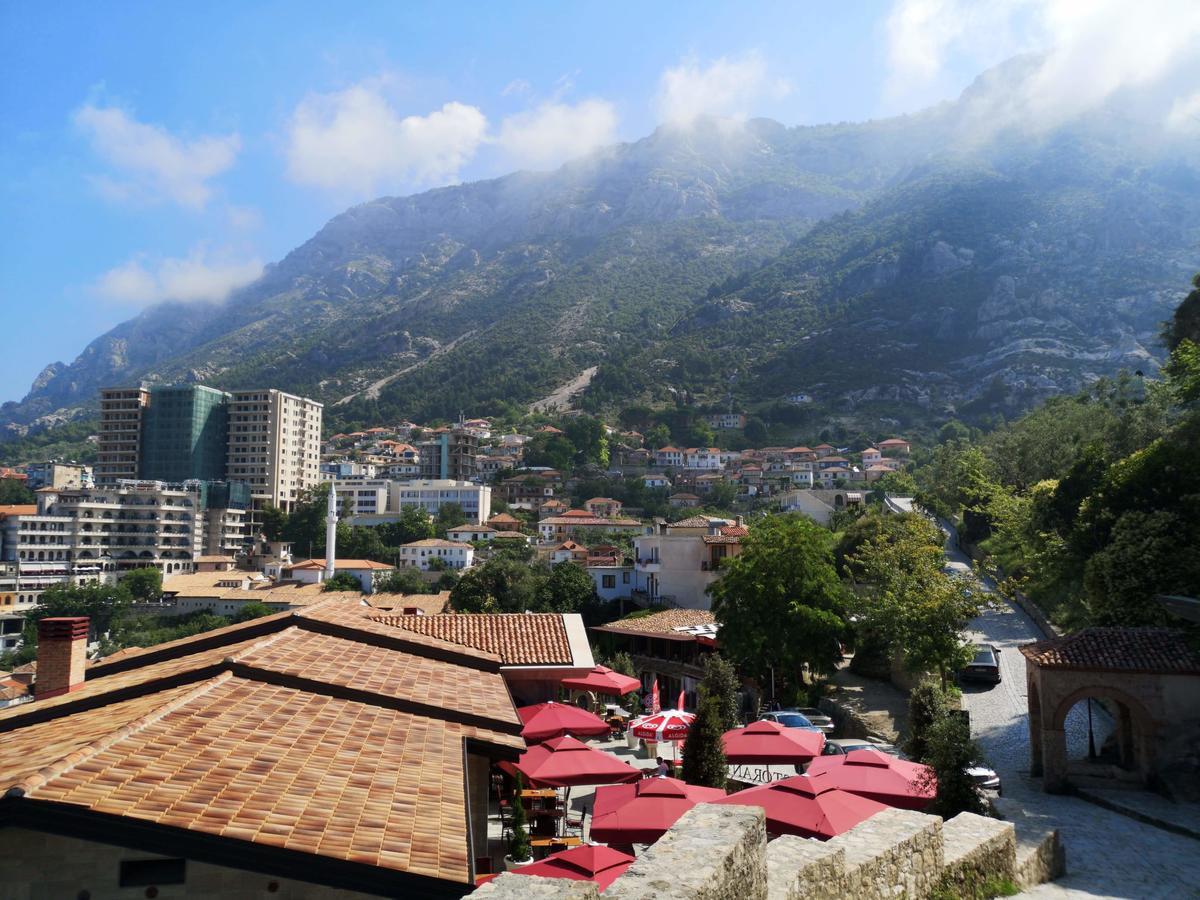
959;643;1002;684
794;707;835;735
759;710;824;733
821;738;900;756
968;764;1002;794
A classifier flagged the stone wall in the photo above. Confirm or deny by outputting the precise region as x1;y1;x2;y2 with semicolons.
991;797;1066;890
605;804;768;900
477;803;1056;900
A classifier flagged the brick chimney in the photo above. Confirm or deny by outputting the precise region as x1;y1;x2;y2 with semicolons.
36;617;89;699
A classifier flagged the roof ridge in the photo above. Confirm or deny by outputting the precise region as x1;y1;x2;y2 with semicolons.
222;626;297;663
7;672;233;798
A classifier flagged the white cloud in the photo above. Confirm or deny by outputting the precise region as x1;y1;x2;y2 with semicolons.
285;83;487;194
502;78;532;97
73;104;240;209
497;99;618;169
885;0;1200;128
655;53;790;126
95;247;263;307
1167;89;1200;131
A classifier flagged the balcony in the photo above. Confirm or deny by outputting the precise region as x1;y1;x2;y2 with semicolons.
636;558;661;572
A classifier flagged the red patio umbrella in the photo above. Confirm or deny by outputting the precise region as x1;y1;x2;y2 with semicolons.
590;776;727;845
630;709;694;743
715;772;888;839
722;720;826;765
510;736;642;788
804;748;936;810
561;666;641;696
519;702;612;742
508;844;634;891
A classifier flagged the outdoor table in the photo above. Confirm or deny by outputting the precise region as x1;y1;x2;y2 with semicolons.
530;835;582;857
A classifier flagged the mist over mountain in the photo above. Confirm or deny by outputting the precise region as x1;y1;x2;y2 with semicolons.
5;57;1198;437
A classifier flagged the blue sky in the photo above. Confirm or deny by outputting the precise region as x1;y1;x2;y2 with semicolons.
2;1;1197;404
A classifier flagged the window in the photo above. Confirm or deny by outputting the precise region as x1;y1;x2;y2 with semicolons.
119;859;186;887
622;572;630;584
602;575;616;589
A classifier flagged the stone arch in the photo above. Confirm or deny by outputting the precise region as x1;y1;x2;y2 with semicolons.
1044;684;1156;791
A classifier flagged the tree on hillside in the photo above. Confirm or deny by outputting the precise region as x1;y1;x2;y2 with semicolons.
681;694;727;790
0;479;35;505
450;558;545;613
835;510;942;582
231;602;275;623
645;423;671;449
121;568;162;604
434;502;468;532
323;572;362;592
700;654;740;732
25;581;134;643
535;561;597;613
744;417;768;446
376;569;431;595
709;515;848;694
259;504;288;542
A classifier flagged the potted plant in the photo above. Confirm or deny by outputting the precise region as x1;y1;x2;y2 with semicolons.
505;774;534;870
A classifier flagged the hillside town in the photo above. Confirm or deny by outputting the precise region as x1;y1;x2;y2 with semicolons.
1;376;1198;899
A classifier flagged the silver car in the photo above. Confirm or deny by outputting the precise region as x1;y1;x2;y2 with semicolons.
794;707;835;735
759;710;824;733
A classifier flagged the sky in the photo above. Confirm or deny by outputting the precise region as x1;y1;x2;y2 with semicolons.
2;0;1198;404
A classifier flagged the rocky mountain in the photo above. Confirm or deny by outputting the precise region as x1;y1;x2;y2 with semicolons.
5;58;1198;439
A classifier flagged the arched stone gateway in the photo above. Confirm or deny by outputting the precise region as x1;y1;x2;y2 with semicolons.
1021;628;1200;793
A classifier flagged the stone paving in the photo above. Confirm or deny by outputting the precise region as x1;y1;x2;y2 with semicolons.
945;533;1200;898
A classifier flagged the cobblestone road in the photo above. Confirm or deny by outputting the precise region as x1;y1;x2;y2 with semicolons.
943;530;1200;898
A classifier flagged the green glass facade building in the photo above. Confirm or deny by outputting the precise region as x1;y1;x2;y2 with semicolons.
139;385;231;483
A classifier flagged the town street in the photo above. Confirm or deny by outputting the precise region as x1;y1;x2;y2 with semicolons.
942;525;1200;898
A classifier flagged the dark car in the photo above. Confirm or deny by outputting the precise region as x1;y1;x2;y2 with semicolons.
759;710;824;733
960;644;1002;684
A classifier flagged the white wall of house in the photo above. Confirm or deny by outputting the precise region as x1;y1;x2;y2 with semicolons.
631;535;720;611
589;565;634;601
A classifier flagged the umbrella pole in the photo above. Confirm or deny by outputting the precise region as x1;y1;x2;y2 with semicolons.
563;786;571;837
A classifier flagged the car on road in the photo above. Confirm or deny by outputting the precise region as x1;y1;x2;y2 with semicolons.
794;707;836;735
821;738;900;756
759;710;824;733
959;643;1002;684
968;764;1002;794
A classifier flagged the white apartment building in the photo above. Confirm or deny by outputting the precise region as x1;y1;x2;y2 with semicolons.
333;479;391;516
396;539;475;571
683;448;724;470
631;516;744;610
337;479;492;525
226;389;323;520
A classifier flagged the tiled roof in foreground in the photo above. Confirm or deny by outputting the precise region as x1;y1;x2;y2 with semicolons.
0;599;522;891
1019;627;1200;674
593;608;716;639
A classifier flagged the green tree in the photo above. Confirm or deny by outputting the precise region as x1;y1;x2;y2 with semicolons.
645;423;671;449
835;510;942;582
709;482;739;512
535;561;598;613
376;569;431;595
259;503;288;541
744;417;768;446
709;515;848;693
450;558;545;613
323;572;362;592
26;581;134;642
699;654;740;732
0;479;35;504
120;567;163;603
921;713;988;818
281;483;333;557
849;529;979;685
231;602;275;623
508;773;533;863
903;679;952;763
681;695;728;789
434;502;468;532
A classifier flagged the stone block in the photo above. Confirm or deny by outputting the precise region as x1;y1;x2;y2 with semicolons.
940;812;1015;893
474;872;600;898
606;803;768;900
833;807;944;900
766;835;846;900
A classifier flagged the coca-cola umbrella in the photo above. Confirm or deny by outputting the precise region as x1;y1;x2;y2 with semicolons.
630;709;694;742
561;666;641;697
590;776;727;845
715;772;889;839
519;701;612;743
722;720;826;765
804;748;936;810
508;844;634;892
509;736;643;788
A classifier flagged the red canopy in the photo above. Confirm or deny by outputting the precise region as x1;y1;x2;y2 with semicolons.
519;702;612;743
630;710;694;742
715;772;888;839
509;844;634;891
590;776;727;845
561;666;641;696
804;748;935;810
510;736;642;788
722;720;825;764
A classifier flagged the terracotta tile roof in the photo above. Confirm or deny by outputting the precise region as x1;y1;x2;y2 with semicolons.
669;515;720;528
719;525;748;537
492;531;528;539
399;539;471;549
0;600;521;889
541;515;641;527
1019;628;1200;674
367;591;452;615
702;534;743;545
289;558;395;570
486;513;521;527
0;504;36;518
369;613;575;666
594;609;716;638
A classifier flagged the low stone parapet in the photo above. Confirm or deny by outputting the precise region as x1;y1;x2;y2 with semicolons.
766;837;845;900
837;807;944;899
940;812;1016;893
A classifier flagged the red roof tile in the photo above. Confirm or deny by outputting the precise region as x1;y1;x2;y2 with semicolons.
369;613;576;666
1019;628;1200;674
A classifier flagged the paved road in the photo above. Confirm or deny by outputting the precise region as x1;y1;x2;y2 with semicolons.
941;523;1200;898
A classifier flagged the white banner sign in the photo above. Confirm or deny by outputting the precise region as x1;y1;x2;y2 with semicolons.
726;763;797;787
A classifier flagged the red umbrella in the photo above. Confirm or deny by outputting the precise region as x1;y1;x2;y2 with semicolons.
509;844;634;891
715;772;888;839
519;702;612;743
722;720;825;764
590;777;727;845
804;748;936;810
561;666;641;696
511;736;642;788
630;709;694;743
